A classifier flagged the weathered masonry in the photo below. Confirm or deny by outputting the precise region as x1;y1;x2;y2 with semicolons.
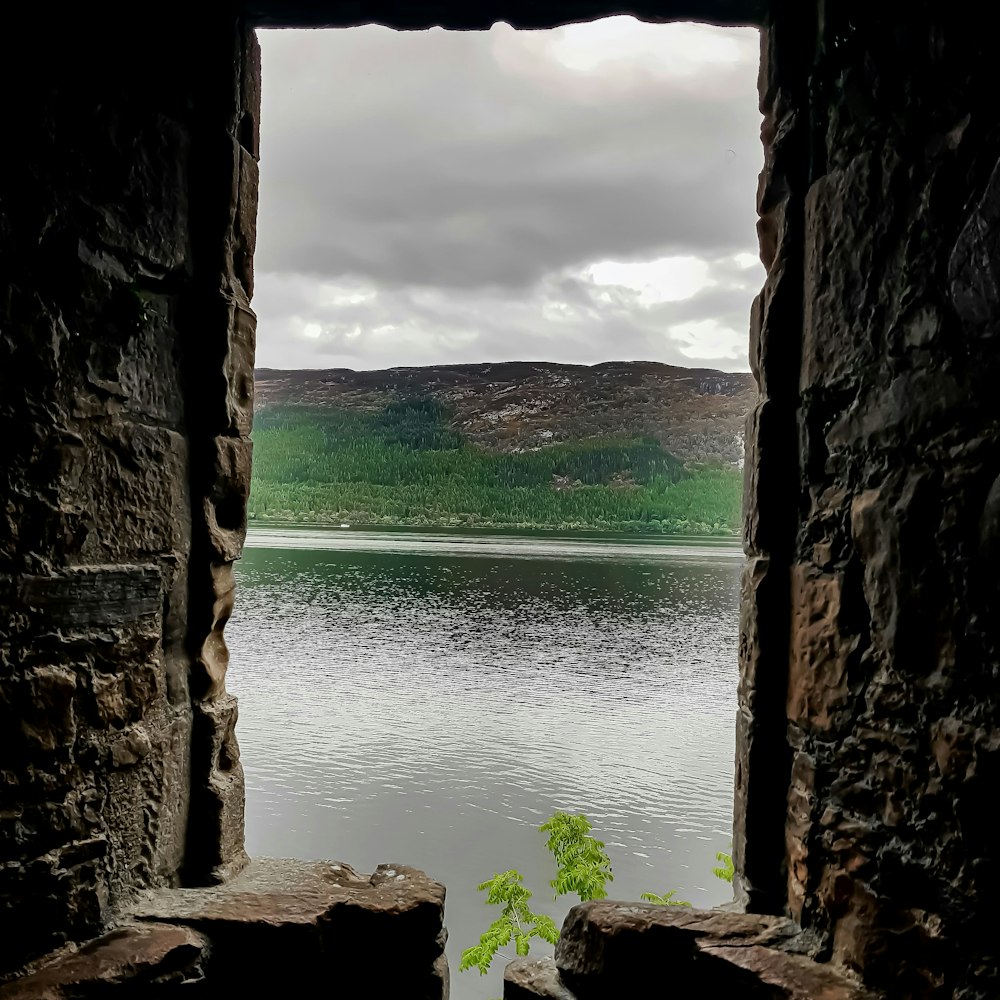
1;2;997;997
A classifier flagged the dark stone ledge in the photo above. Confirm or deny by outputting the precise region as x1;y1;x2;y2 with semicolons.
0;924;208;998
505;957;578;999
1;859;449;997
504;904;880;999
131;857;449;997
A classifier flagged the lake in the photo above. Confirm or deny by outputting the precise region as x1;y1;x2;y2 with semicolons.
227;526;742;999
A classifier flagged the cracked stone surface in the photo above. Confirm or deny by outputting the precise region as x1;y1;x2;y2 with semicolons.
0;924;208;999
130;857;449;996
504;904;874;999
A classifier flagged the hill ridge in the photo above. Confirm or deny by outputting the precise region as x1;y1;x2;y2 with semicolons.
254;360;756;466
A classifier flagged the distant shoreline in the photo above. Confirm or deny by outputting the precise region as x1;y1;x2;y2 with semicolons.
245;518;742;543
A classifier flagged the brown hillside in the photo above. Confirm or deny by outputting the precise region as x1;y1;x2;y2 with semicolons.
254;361;757;466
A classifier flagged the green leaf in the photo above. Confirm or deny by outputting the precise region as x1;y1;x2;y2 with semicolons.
540;812;614;902
712;851;735;884
531;914;560;945
461;868;559;976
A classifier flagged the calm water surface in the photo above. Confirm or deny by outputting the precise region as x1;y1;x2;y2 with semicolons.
228;526;741;999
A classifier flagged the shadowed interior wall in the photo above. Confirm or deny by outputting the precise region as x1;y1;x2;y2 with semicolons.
739;4;1000;996
0;15;258;973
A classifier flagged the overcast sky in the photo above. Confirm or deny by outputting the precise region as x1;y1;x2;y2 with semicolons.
254;20;763;372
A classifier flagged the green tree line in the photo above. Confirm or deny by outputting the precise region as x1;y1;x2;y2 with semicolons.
248;402;743;535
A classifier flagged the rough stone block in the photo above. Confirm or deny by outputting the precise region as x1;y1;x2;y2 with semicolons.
234;148;259;298
554;903;875;998
504;957;577;999
75;295;187;429
203;437;252;563
949;156;1000;338
183;695;247;884
0;923;207;998
83;112;193;274
181;287;255;440
76;425;189;563
193;562;236;699
754;202;802;399
701;942;880;1000
4;566;161;630
132;858;448;996
225;297;256;439
785;749;817;921
0;846;110;980
787;567;855;732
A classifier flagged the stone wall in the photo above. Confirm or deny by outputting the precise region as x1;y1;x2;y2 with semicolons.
0;13;258;975
739;4;1000;997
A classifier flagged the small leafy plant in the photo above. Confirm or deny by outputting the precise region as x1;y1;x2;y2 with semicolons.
713;850;735;884
540;811;614;902
462;813;733;979
459;870;559;975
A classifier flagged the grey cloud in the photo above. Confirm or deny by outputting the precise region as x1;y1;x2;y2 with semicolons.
252;261;759;373
256;25;761;289
268;169;754;289
642;292;751;336
253;21;762;370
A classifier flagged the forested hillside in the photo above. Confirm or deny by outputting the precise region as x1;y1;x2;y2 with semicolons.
249;387;747;535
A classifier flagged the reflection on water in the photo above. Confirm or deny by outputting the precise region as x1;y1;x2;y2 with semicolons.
228;527;741;1000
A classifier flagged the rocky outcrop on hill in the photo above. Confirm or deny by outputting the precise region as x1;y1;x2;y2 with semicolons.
254;361;756;466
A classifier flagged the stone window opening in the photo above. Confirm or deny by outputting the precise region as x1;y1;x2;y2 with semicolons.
231;21;759;995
